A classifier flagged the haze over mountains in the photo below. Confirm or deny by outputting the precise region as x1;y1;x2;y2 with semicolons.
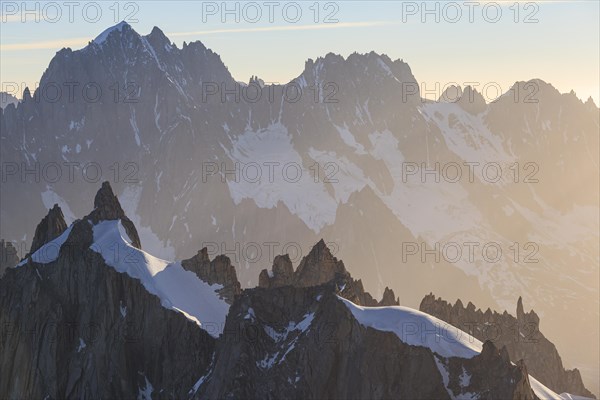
1;22;598;394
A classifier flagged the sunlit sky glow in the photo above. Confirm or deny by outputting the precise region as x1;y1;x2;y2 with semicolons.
1;1;598;103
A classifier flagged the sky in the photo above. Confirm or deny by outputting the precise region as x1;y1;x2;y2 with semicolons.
1;0;599;103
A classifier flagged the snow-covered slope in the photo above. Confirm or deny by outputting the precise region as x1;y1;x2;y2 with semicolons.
340;297;592;400
17;226;73;266
92;220;230;336
16;219;230;337
339;296;480;359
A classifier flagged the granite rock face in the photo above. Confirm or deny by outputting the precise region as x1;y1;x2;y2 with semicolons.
420;293;596;398
259;239;399;306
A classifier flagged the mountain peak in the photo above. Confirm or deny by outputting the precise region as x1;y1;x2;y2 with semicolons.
93;21;133;45
585;96;598;110
312;238;328;253
144;25;174;54
293;240;346;288
87;182;141;249
438;84;487;112
92;181;126;220
439;85;463;102
257;241;397;307
300;51;416;90
258;239;343;288
458;85;487;114
517;296;525;319
147;26;169;43
29;204;67;256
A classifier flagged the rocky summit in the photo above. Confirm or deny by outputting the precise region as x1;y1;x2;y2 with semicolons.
0;182;591;399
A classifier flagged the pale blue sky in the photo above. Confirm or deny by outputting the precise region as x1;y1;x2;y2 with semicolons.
1;1;599;103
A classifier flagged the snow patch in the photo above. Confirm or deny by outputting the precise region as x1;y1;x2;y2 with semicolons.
137;374;153;400
130;108;141;146
459;367;471;387
308;148;368;203
223;123;337;232
77;338;86;353
419;102;513;167
264;312;315;343
334;123;367;154
244;307;256;321
120;301;127;318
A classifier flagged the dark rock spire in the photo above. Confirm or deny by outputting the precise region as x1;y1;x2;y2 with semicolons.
29;204;67;255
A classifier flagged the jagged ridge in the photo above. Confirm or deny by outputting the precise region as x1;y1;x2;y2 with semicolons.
258;238;400;306
420;293;596;398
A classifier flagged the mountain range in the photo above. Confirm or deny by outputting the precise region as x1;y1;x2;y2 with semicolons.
0;21;598;395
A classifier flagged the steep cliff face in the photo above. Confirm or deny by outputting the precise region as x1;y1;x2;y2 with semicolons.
196;285;537;400
420;293;596;398
258;239;400;306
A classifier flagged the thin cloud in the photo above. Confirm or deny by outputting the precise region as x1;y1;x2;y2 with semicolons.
1;37;90;51
0;21;390;52
167;21;392;37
